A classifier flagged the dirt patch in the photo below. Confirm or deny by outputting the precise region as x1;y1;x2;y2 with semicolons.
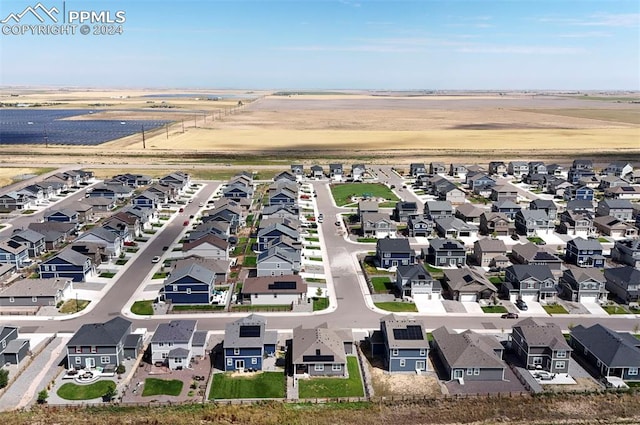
543;377;602;393
370;366;443;397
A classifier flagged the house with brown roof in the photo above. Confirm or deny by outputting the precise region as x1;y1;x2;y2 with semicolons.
473;238;508;268
181;234;230;261
442;267;498;302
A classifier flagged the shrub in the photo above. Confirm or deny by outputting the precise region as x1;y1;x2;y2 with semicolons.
0;369;8;389
37;389;48;404
116;364;126;375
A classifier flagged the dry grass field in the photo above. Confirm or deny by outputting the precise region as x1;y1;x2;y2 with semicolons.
0;167;54;188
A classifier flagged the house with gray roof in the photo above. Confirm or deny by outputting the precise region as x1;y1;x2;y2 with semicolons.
361;212;397;238
529;199;558;221
508;161;529;178
261;204;300;221
160;263;216;305
66;316;140;372
596;199;634;221
443;267;497;302
408;215;433;237
310;165;324;179
510;242;562;272
569;324;640;382
424;200;453;220
503;264;558;303
410;163;427;177
75;227;122;258
223;314;277;372
0;326;29;365
515;209;553;236
39;248;94;282
479;212;515;236
393;201;418;223
558;210;595;237
257;223;299;252
44;208;79;224
371;314;429;373
329;163;344;181
560;266;608;304
612;239;640;268
454;203;484;224
430;162;447;175
241;275;306;306
604;161;634;180
593;216;638;238
351;164;366;181
0;239;29;268
473;238;508;268
0;277;73;307
565;237;605;268
376;238;415;269
256;246;300;277
604;266;640;304
357;200;379;216
511;318;571;373
435;216;479;239
151;320;197;370
424;238;465;268
292;323;353;376
395;265;441;299
432;327;506;382
10;228;46;258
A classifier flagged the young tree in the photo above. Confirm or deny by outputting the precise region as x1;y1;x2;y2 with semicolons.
0;369;8;389
103;385;117;402
37;389;48;404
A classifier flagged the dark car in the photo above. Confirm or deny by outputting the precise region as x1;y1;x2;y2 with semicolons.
515;299;528;311
162;246;169;251
511;234;520;241
501;312;519;319
228;236;238;245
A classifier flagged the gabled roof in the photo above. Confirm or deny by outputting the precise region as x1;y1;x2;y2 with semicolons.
0;277;71;297
571;324;640;368
593;215;632;229
224;314;271;348
68;316;131;347
566;199;595;211
362;212;394;225
262;204;299;216
258;246;299;264
78;227;119;243
45;248;90;266
45;208;78;218
376;238;412;252
257;223;299;240
444;267;497;293
564;266;605;284
435;216;478;231
165;263;216;285
171;257;230;275
242;275;306;294
518;209;549;221
599;199;634;209
475;238;507;253
530;199;556;210
512;243;560;263
507;264;554;282
292;323;350;364
494;200;520;209
568;237;603;251
425;200;453;212
381;314;428;349
432;327;504;369
513;318;571;351
396;264;433;282
395;201;418;211
182;234;229;252
429;238;464;251
455;203;483;217
604;266;640;289
11;228;44;243
152;320;196;344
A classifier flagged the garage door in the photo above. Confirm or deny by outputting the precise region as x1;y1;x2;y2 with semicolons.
460;293;477;302
521;294;537;302
580;294;598;303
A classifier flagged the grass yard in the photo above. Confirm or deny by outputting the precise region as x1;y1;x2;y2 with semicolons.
298;357;364;399
243;256;257;267
209;372;285;399
374;302;418;312
527;236;545;245
59;299;90;314
99;272;116;278
603;305;630;315
371;277;394;293
330;183;399;207
152;272;169;279
488;276;504;285
57;381;116;400
543;304;569;314
482;305;508;313
131;300;154;315
357;238;378;243
142;378;184;397
313;297;329;311
115;259;128;265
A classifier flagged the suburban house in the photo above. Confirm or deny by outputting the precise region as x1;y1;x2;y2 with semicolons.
510;243;562;272
558;210;595;237
161;263;217;305
511;318;571;374
66;316;141;371
593;216;638;238
424;201;453;220
351;164;366;181
430;162;447;175
596;199;634;221
604;161;634;180
0;239;29;268
88;182;134;200
170;257;230;285
547;163;564;176
395;264;441;299
329;163;344;181
529;199;558;221
262;204;300;221
290;165;304;180
410;163;427;177
9;229;46;258
131;191;160;209
181;235;229;261
257;223;299;252
604;266;639;304
159;172;190;193
437;183;467;204
223;314;278;372
565;237;605;268
45;209;79;224
408;215;433;238
75;227;122;259
204;203;243;233
39;249;94;282
508;161;529;178
503;264;558;303
569;324;640;382
467;173;496;192
454;203;484;224
479;212;514;236
376;238;415;269
449;163;468;179
564;185;594;202
492;200;521;220
605;185;640;200
547;179;573;198
241;275;307;306
0;192;32;211
357;200;379;217
361;213;397;239
434;216;478;239
393;201;418;223
0;326;29;365
103;211;142;239
0;277;73;307
488;161;507;175
432;327;506;382
112;173;152;187
560;266;607;303
612;239;640;268
223;183;253;202
274;170;297;183
150;320;198;370
83;197;116;214
515;209;552;236
268;185;297;207
292;323;353;376
424;238;466;268
372;314;429;373
473;238;508;268
310;165;324;179
490;185;518;202
443;267;497;302
256;246;300;277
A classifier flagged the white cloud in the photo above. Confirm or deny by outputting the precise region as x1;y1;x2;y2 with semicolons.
537;13;640;28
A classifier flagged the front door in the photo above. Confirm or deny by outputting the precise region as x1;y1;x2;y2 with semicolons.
416;361;425;371
453;369;463;379
449;259;457;266
235;359;245;370
85;358;95;369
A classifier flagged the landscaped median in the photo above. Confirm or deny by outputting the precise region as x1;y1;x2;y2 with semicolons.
209;372;285;400
298;357;364;399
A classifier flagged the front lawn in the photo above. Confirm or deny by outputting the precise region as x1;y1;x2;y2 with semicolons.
243;256;257;267
357;238;378;243
543;304;569;314
371;277;394;293
115;259;128;265
313;297;329;311
603;305;630;315
298;357;364;398
527;236;545;245
374;302;418;312
142;378;183;397
57;381;116;400
99;272;116;278
152;272;169;279
330;183;399;207
131;300;154;315
209;372;285;399
59;299;90;314
482;305;508;313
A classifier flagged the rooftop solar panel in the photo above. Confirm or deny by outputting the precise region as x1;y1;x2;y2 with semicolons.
239;325;261;338
268;281;297;290
393;325;424;340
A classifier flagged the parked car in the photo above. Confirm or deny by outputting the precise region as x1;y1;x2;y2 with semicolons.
162;246;169;251
179;207;184;212
511;234;520;240
501;312;519;319
534;371;555;380
515;299;528;311
151;256;161;263
183;220;189;226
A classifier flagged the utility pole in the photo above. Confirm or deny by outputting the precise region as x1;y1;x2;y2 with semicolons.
182;120;185;133
165;123;169;139
194;115;197;128
142;125;146;149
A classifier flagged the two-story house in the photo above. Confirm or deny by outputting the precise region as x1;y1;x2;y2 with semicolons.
503;264;558;303
604;266;639;304
150;320;198;370
515;209;552;236
351;164;366;181
492;200;521;220
424;200;453;220
0;239;29;268
39;249;94;282
329;163;344;181
373;314;429;373
565;237;605;268
376;239;415;269
558;210;595;237
510;242;562;272
292;323;352;376
408;215;433;238
443;267;497;302
9;229;46;258
473;238;508;268
511;318;571;374
424;238;466;268
596;199;634;221
395;264;440;299
393;202;418;223
612;239;640;268
160;263;216;305
479;212;514;237
361;213;397;239
256;246;300;277
223;314;277;371
561;266;608;303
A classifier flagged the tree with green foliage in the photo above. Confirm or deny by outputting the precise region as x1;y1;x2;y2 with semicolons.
0;369;8;389
103;386;117;402
37;389;48;404
116;364;126;375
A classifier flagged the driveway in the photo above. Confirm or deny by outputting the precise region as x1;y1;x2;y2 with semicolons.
581;302;608;315
414;294;447;315
508;301;548;317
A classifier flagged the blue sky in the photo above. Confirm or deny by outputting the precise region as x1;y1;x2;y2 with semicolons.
0;0;638;89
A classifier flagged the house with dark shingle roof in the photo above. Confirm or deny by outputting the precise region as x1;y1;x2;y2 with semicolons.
565;237;605;268
292;323;353;376
455;203;484;224
604;266;640;304
256;246;301;277
479;212;514;237
0;326;29;365
560;266;607;303
39;248;94;282
66;316;140;371
515;209;553;236
241;275;306;305
376;238;415;269
160;263;216;305
569;324;640;382
424;238;465;268
223;314;277;371
492;200;521;220
432;327;506;382
435;216;479;239
395;265;441;298
612;239;640;268
10;229;46;258
558;210;595;237
473;238;508;268
181;234;229;260
393;201;418;223
424;200;453;220
150;320;197;369
443;267;497;302
503;264;558;303
0;277;73;307
596;199;634;221
44;208;79;224
408;215;433;237
510;242;562;272
371;314;429;373
75;227;122;258
257;223;299;252
361;212;397;238
593;216;638;238
511;318;571;373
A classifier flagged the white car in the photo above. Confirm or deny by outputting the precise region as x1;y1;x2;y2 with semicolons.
151;256;161;263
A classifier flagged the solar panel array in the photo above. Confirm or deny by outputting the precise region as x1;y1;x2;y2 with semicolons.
393;325;424;340
0;109;170;146
268;281;297;290
239;325;261;338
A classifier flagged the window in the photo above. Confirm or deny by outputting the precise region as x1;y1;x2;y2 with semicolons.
400;359;406;367
175;358;182;363
173;285;178;292
234;348;240;355
100;356;110;364
467;368;473;376
32;296;38;302
91;346;97;354
332;364;341;371
161;353;168;359
555;361;566;370
226;358;232;366
1;341;4;349
384;253;390;258
419;349;426;356
9;297;14;303
629;368;639;376
75;357;81;364
314;364;324;372
473;368;480;376
556;350;567;359
186;288;191;294
391;349;399;357
75;346;82;353
597;360;601;367
274;294;277;298
533;357;543;365
251;357;257;365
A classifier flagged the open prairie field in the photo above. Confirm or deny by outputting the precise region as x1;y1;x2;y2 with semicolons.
0;167;54;188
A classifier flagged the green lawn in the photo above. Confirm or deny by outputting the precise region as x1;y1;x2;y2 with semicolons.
309;257;323;261
543;304;569;314
243;256;257;267
482;305;508;313
598;237;609;243
424;264;443;273
374;302;418;312
603;305;630;315
131;300;154;315
152;272;169;279
115;259;128;265
313;297;329;311
357;238;378;243
99;272;116;278
371;277;394;293
142;378;184;397
57;381;116;400
527;237;545;245
488;276;504;285
362;258;393;276
306;237;320;242
298;357;364;398
209;372;285;399
330;183;399;207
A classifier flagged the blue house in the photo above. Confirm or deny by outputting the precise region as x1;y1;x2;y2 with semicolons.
268;187;297;206
565;237;605;268
160;263;216;304
492;200;521;220
376;238;415;269
257;223;299;252
0;239;29;268
223;314;278;372
39;249;94;282
371;314;429;373
44;209;79;223
574;186;594;201
131;191;160;209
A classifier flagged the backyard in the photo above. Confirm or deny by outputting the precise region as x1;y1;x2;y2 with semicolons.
371;277;394;293
330;183;399;207
209;372;285;399
298;357;364;398
142;378;184;397
57;381;116;401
